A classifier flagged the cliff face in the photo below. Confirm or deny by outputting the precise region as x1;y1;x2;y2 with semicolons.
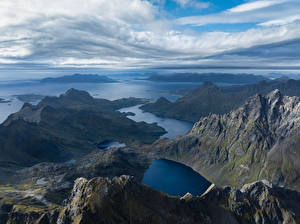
4;176;298;224
150;89;300;191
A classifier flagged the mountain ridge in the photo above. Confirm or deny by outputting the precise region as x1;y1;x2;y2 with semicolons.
141;79;300;122
2;175;299;224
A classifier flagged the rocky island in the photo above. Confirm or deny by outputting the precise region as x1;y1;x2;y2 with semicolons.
0;98;11;103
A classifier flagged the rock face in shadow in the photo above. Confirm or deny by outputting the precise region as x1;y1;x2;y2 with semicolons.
149;89;300;191
0;89;165;172
4;176;298;224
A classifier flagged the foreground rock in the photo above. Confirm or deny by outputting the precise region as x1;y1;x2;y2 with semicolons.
149;89;300;191
2;176;299;224
0;148;151;224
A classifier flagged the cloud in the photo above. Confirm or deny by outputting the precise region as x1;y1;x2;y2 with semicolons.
173;0;210;9
259;15;300;26
177;0;300;26
0;0;299;73
228;0;288;13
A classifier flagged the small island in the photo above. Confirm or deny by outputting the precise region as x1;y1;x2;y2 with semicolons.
40;74;118;83
0;98;11;103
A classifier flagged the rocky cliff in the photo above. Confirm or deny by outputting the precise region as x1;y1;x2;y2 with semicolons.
149;89;300;191
3;176;299;224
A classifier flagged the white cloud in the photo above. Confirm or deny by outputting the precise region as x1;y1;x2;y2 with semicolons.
177;0;300;26
173;0;210;9
259;15;300;26
228;0;288;13
0;0;299;71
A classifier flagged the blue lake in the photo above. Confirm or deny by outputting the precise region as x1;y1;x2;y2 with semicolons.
142;159;211;196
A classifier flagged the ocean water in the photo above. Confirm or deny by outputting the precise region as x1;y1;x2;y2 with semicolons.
142;159;211;196
119;105;193;138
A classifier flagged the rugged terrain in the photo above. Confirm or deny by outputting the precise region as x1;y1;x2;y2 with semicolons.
148;89;300;191
142;79;300;122
0;89;165;175
0;148;151;223
1;175;299;224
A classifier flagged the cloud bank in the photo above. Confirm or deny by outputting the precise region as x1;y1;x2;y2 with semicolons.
0;0;299;73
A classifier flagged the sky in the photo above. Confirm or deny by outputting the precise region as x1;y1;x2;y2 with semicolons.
0;0;300;78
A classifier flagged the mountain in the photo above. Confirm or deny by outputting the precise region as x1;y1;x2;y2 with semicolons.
0;89;165;173
147;73;269;84
40;74;117;83
2;175;299;224
149;89;300;191
141;79;300;122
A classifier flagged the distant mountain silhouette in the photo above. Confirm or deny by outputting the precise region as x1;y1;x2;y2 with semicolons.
40;74;117;83
147;73;269;84
142;79;300;122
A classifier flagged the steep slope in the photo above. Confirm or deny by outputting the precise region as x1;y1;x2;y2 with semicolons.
142;79;300;122
3;176;298;224
149;89;300;191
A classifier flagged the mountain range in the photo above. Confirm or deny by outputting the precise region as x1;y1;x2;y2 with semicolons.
1;85;300;223
0;89;165;177
40;74;117;83
141;79;300;122
1;175;299;224
148;89;300;191
147;73;269;84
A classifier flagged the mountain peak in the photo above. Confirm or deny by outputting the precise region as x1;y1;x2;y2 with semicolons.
266;89;282;101
62;88;94;101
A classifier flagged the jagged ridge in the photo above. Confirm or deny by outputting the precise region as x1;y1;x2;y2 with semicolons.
2;176;299;224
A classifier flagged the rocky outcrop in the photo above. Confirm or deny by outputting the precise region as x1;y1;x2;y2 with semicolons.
50;176;300;224
149;89;300;191
0;148;151;224
1;175;299;224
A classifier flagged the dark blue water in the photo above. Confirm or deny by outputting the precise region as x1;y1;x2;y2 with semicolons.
142;159;211;196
